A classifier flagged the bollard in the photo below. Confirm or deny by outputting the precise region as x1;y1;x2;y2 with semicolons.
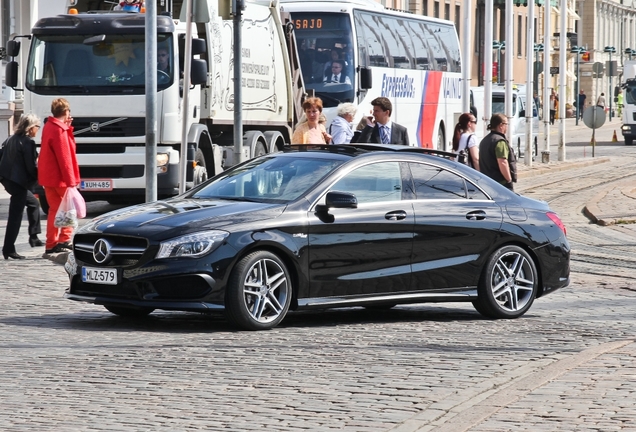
541;151;550;164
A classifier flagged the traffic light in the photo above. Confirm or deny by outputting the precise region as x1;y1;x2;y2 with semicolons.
581;51;590;62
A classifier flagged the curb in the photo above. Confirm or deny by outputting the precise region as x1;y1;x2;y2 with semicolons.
583;184;636;226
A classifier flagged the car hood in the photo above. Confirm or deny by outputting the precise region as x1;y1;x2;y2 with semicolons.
80;198;285;237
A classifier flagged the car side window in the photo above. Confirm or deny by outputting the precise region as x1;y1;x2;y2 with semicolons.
331;162;402;203
409;162;468;199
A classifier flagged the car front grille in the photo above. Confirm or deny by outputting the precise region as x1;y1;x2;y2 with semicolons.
70;275;213;300
74;234;148;267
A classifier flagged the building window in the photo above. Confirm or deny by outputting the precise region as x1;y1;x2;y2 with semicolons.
455;5;460;39
423;0;428;16
1;0;9;52
517;15;522;57
434;1;439;18
444;3;450;21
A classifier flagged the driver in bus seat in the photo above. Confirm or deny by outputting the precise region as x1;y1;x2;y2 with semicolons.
323;60;351;85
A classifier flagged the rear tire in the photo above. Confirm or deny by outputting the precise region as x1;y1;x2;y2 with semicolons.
436;126;445;151
193;148;208;186
626;137;633;146
473;245;538;319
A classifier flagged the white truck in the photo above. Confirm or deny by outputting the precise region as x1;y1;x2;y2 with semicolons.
621;60;636;145
471;84;538;159
5;0;304;206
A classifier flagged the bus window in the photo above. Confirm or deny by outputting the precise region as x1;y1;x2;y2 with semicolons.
382;17;414;69
435;23;461;73
406;21;432;70
356;12;389;67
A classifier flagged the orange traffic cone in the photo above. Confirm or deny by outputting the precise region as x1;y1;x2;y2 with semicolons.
612;130;618;142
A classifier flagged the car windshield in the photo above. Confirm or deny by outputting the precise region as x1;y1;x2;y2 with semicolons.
26;33;173;95
191;155;344;203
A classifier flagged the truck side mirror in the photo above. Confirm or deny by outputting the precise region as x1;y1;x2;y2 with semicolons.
191;38;206;55
190;59;207;85
359;66;372;90
5;61;18;88
6;40;20;57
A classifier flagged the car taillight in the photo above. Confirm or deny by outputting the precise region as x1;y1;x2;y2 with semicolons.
546;212;566;236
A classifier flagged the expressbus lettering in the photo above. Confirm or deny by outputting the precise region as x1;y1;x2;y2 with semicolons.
381;74;415;98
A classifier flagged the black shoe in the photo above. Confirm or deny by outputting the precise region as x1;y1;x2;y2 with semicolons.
45;245;64;254
3;252;25;260
58;242;73;251
29;235;44;247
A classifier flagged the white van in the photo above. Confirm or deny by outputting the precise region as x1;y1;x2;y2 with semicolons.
470;85;538;158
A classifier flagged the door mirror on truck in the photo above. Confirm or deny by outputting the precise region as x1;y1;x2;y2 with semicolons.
359;66;372;90
6;40;20;57
5;61;18;88
190;59;207;85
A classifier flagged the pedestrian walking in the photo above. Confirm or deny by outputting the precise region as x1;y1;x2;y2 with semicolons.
479;113;517;191
578;90;587;119
597;92;606;109
0;113;43;259
38;98;80;255
356;97;410;145
292;97;332;144
329;102;357;144
549;93;557;125
452;112;480;171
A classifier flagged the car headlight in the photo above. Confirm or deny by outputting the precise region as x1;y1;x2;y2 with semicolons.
156;230;229;259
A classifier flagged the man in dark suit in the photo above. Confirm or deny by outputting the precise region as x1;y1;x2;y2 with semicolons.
356;97;410;145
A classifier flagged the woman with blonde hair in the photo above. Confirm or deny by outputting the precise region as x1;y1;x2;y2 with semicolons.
0;113;42;259
291;97;332;144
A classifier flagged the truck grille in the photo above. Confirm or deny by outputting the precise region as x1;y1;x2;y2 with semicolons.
72;117;145;138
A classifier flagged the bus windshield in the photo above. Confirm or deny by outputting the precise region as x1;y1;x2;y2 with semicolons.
26;33;174;95
291;12;355;108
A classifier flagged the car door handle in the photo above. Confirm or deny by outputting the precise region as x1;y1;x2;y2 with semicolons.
466;210;487;221
385;210;407;221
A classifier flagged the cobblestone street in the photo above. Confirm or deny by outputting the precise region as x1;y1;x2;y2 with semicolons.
1;119;636;431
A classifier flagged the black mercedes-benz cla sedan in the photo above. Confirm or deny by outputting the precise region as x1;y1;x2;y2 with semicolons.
65;144;570;330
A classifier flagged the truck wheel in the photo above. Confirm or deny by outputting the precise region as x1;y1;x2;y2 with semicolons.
626;138;633;146
193;148;208;186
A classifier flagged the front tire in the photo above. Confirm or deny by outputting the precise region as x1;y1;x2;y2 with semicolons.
226;251;292;330
473;245;538;319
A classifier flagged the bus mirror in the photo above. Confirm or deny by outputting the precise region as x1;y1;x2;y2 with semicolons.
5;61;18;88
6;40;20;57
359;67;372;89
190;59;208;85
191;38;206;55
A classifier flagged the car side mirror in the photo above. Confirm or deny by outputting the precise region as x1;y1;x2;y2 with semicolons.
325;191;357;209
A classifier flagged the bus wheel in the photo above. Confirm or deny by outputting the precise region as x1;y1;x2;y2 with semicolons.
437;126;445;151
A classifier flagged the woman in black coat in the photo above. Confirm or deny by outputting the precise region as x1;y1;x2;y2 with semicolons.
0;113;42;259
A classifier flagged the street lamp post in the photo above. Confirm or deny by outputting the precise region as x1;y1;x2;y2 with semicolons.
493;41;505;84
604;46;616;121
571;46;585;126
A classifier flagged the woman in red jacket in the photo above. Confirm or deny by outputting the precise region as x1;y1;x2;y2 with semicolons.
38;98;80;254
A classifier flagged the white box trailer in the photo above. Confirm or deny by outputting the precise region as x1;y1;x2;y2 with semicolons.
621;60;636;145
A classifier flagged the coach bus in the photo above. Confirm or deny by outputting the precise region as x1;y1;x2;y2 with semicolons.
281;0;463;150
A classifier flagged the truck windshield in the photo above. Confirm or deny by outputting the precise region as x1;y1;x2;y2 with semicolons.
26;34;174;95
291;12;355;108
492;94;517;116
625;83;636;105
